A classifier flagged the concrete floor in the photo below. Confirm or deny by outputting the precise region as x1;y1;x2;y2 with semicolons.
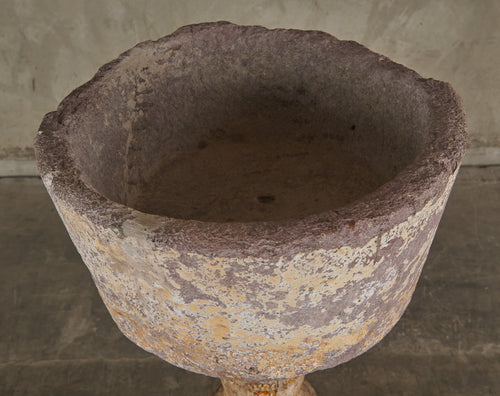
0;166;499;395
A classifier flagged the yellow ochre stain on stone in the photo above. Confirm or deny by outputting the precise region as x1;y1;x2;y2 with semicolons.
209;315;231;340
51;173;458;380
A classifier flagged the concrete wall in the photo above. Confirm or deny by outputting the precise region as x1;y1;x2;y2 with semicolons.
1;0;499;173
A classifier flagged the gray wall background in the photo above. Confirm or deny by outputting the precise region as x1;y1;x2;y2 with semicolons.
1;0;499;172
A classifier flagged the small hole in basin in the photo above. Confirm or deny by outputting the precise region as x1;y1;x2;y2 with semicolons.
257;195;275;203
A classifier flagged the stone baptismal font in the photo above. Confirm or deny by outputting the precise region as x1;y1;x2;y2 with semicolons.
35;22;467;396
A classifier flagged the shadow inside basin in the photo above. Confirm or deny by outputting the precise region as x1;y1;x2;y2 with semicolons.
132;132;387;222
72;82;427;223
64;26;431;223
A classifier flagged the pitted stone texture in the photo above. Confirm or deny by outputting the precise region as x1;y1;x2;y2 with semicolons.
44;171;458;381
34;21;467;386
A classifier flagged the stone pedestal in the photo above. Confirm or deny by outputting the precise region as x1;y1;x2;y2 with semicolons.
210;376;316;396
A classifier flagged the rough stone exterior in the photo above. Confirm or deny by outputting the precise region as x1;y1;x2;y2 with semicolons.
40;168;457;382
34;21;467;392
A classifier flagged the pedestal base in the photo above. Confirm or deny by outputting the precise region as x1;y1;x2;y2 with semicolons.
210;376;317;396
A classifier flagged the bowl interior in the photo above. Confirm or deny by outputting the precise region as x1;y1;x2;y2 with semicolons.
67;26;431;222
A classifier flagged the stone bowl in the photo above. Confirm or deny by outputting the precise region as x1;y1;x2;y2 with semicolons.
34;21;467;395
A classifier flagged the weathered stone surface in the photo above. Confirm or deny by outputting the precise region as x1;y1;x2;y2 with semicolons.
2;166;498;395
210;376;316;396
33;21;467;393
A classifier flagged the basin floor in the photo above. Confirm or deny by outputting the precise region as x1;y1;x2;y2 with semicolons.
0;166;499;395
132;138;387;222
